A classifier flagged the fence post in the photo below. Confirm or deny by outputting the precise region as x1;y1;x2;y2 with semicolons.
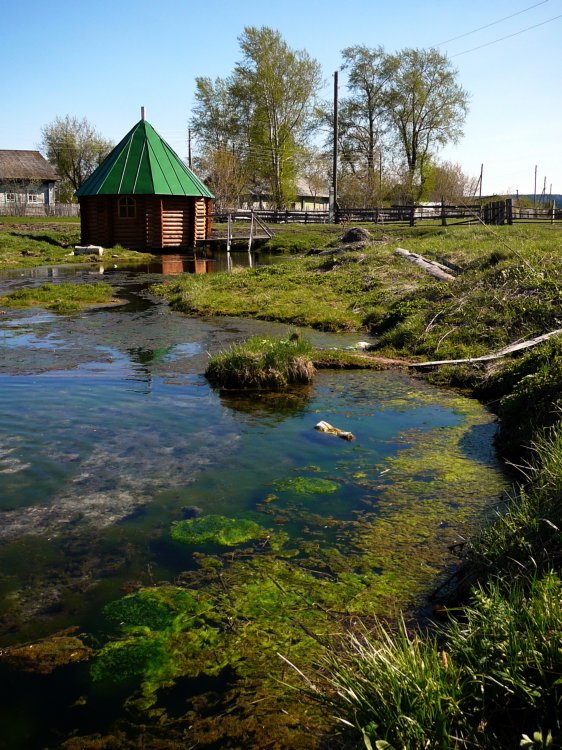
552;200;556;225
506;198;513;225
409;204;416;227
441;198;447;227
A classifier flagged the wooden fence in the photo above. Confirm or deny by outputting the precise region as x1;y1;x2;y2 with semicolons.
213;200;561;228
0;203;80;218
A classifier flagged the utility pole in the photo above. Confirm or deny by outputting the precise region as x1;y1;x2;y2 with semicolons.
330;70;338;223
188;129;193;169
534;165;537;207
479;164;483;202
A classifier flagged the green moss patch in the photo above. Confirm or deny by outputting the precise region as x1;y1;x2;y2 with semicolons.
103;587;200;632
273;476;341;494
171;515;268;547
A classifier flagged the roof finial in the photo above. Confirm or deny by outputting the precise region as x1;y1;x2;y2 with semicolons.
141;106;145;121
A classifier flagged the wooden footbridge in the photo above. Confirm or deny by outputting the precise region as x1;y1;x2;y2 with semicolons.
206;211;274;250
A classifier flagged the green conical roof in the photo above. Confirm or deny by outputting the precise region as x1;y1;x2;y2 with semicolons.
76;119;213;198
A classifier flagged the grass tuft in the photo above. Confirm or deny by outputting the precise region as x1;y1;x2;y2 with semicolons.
205;333;315;390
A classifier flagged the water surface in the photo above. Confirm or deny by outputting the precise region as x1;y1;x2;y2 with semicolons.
0;261;507;749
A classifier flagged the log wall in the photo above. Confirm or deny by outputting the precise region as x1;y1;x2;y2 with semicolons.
80;196;113;246
79;195;212;249
162;197;193;247
112;196;147;248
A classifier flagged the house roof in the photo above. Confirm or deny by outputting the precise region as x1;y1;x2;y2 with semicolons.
0;150;58;181
76;119;213;198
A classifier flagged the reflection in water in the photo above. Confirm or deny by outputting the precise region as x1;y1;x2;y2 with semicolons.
218;384;313;419
100;247;269;276
160;254;214;275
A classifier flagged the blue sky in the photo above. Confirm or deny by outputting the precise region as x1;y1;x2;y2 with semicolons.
2;0;560;195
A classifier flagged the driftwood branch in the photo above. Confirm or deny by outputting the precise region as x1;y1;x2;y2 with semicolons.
395;248;456;282
410;329;562;368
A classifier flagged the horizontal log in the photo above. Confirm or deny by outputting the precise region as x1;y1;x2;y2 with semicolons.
410;329;562;368
395;248;456;282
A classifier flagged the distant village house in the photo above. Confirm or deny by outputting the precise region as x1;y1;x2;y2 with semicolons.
0;150;58;214
245;178;329;211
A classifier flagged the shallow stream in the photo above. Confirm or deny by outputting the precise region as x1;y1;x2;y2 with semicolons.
0;255;507;749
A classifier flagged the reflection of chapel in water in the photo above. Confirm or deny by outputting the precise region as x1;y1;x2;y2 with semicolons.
160;254;214;275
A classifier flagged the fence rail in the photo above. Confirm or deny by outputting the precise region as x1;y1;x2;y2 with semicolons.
0;203;80;218
3;201;558;226
213;200;561;228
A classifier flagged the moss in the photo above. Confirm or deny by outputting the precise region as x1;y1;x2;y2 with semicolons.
171;515;268;547
273;476;341;494
91;635;168;683
1;628;92;673
0;282;115;312
103;587;200;632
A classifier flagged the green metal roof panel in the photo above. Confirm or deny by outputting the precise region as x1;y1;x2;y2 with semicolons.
76;120;213;198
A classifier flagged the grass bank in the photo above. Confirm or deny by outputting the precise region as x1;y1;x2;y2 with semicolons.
0;281;116;312
0;216;153;268
153;221;562;748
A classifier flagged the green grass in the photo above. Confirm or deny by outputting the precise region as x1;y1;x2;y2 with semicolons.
307;572;562;749
205;332;316;389
0;217;156;268
0;282;115;312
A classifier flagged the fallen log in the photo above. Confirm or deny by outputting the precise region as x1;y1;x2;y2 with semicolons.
395;248;455;282
410;329;562;368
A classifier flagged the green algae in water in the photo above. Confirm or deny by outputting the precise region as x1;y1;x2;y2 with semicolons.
171;514;268;547
273;476;340;494
91;634;168;683
103;587;201;632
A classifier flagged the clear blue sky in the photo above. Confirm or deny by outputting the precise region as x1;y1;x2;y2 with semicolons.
2;0;560;196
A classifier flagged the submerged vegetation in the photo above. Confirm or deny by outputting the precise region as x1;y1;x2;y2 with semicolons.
171;514;268;546
4;221;562;747
154;221;562;747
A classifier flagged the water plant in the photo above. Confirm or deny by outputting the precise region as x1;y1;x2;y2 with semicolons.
171;514;268;547
205;333;315;390
273;476;340;494
297;571;562;750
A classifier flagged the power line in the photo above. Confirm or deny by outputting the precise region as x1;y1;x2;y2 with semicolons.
437;0;549;45
451;12;562;57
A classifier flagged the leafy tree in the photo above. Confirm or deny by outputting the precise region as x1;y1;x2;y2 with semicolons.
191;77;249;209
231;26;322;209
191;76;244;153
338;46;390;202
40;115;113;202
385;48;469;201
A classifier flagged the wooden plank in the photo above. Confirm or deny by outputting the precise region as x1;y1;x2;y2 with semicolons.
395;248;456;281
410;329;562;368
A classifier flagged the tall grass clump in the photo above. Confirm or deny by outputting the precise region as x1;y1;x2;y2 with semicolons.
306;617;469;750
299;573;562;749
468;420;562;578
205;333;315;390
445;573;562;748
